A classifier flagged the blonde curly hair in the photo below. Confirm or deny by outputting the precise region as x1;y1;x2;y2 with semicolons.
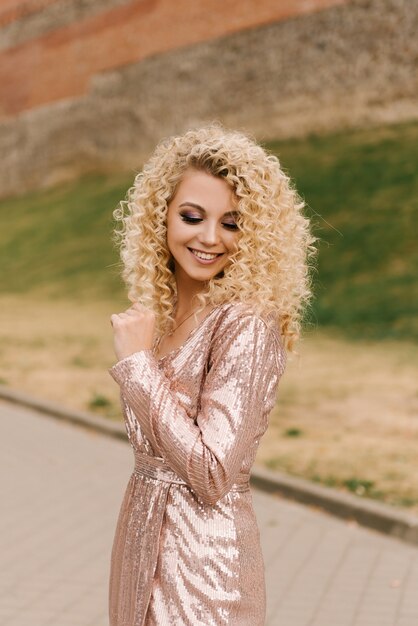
111;123;316;352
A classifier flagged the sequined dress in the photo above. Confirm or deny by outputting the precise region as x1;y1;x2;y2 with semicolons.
108;302;286;626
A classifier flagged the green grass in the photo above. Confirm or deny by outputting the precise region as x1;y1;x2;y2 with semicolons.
266;119;418;340
0;119;417;339
0;173;132;300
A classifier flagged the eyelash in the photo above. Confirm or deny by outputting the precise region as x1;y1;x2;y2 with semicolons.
180;215;239;230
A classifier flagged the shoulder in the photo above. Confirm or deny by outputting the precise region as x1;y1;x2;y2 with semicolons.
212;301;279;336
210;302;286;373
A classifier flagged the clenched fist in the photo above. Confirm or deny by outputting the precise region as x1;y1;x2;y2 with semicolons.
110;302;156;362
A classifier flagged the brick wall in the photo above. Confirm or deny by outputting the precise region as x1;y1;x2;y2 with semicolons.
0;0;416;197
0;0;348;117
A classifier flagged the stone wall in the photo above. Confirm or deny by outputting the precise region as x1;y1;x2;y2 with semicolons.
1;0;346;117
0;0;416;198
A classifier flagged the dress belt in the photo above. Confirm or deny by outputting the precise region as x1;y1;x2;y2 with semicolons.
133;450;251;493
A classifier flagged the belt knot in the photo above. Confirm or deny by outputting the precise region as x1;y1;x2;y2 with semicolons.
133;451;250;493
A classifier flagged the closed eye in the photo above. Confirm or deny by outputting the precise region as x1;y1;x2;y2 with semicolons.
181;215;239;230
180;215;202;224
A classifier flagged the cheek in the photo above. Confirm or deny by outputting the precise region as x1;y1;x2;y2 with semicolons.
226;231;240;252
166;216;183;248
167;223;194;258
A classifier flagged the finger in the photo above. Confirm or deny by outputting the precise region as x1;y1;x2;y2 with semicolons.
132;302;146;311
110;314;120;326
124;310;140;317
111;312;127;322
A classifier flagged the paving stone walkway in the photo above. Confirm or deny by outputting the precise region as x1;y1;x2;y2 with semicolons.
2;399;418;626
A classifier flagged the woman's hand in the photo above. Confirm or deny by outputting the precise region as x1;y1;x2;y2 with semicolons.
110;302;156;362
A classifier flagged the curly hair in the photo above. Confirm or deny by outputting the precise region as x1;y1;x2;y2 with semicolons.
111;122;316;352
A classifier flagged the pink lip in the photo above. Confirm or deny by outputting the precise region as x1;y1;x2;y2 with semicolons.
187;248;224;265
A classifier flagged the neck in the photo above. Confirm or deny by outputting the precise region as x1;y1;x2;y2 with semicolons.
173;267;207;319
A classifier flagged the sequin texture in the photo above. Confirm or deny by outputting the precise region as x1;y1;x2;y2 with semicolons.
108;302;286;625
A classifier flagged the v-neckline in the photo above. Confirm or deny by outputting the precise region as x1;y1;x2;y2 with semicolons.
153;304;224;363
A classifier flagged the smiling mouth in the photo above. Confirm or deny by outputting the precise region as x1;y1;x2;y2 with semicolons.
187;247;224;261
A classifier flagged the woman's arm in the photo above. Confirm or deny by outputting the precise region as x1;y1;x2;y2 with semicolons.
108;309;286;505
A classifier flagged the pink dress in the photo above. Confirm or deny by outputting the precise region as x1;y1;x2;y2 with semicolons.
108;302;286;625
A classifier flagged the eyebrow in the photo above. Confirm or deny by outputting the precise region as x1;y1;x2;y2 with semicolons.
178;202;239;217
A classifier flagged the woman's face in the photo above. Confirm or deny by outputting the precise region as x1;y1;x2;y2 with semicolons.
166;168;240;284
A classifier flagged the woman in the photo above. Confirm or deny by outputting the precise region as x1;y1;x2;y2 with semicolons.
108;123;315;625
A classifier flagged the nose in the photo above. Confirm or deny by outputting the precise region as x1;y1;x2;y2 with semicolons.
198;220;220;247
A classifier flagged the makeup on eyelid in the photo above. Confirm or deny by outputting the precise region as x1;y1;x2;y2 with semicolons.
180;212;238;229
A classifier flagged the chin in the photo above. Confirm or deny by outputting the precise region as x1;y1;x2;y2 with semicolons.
185;265;224;282
189;270;220;281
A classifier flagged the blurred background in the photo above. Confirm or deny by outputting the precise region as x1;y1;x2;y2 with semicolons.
1;0;417;511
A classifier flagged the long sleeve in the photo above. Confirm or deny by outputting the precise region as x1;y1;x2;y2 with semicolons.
108;309;286;505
